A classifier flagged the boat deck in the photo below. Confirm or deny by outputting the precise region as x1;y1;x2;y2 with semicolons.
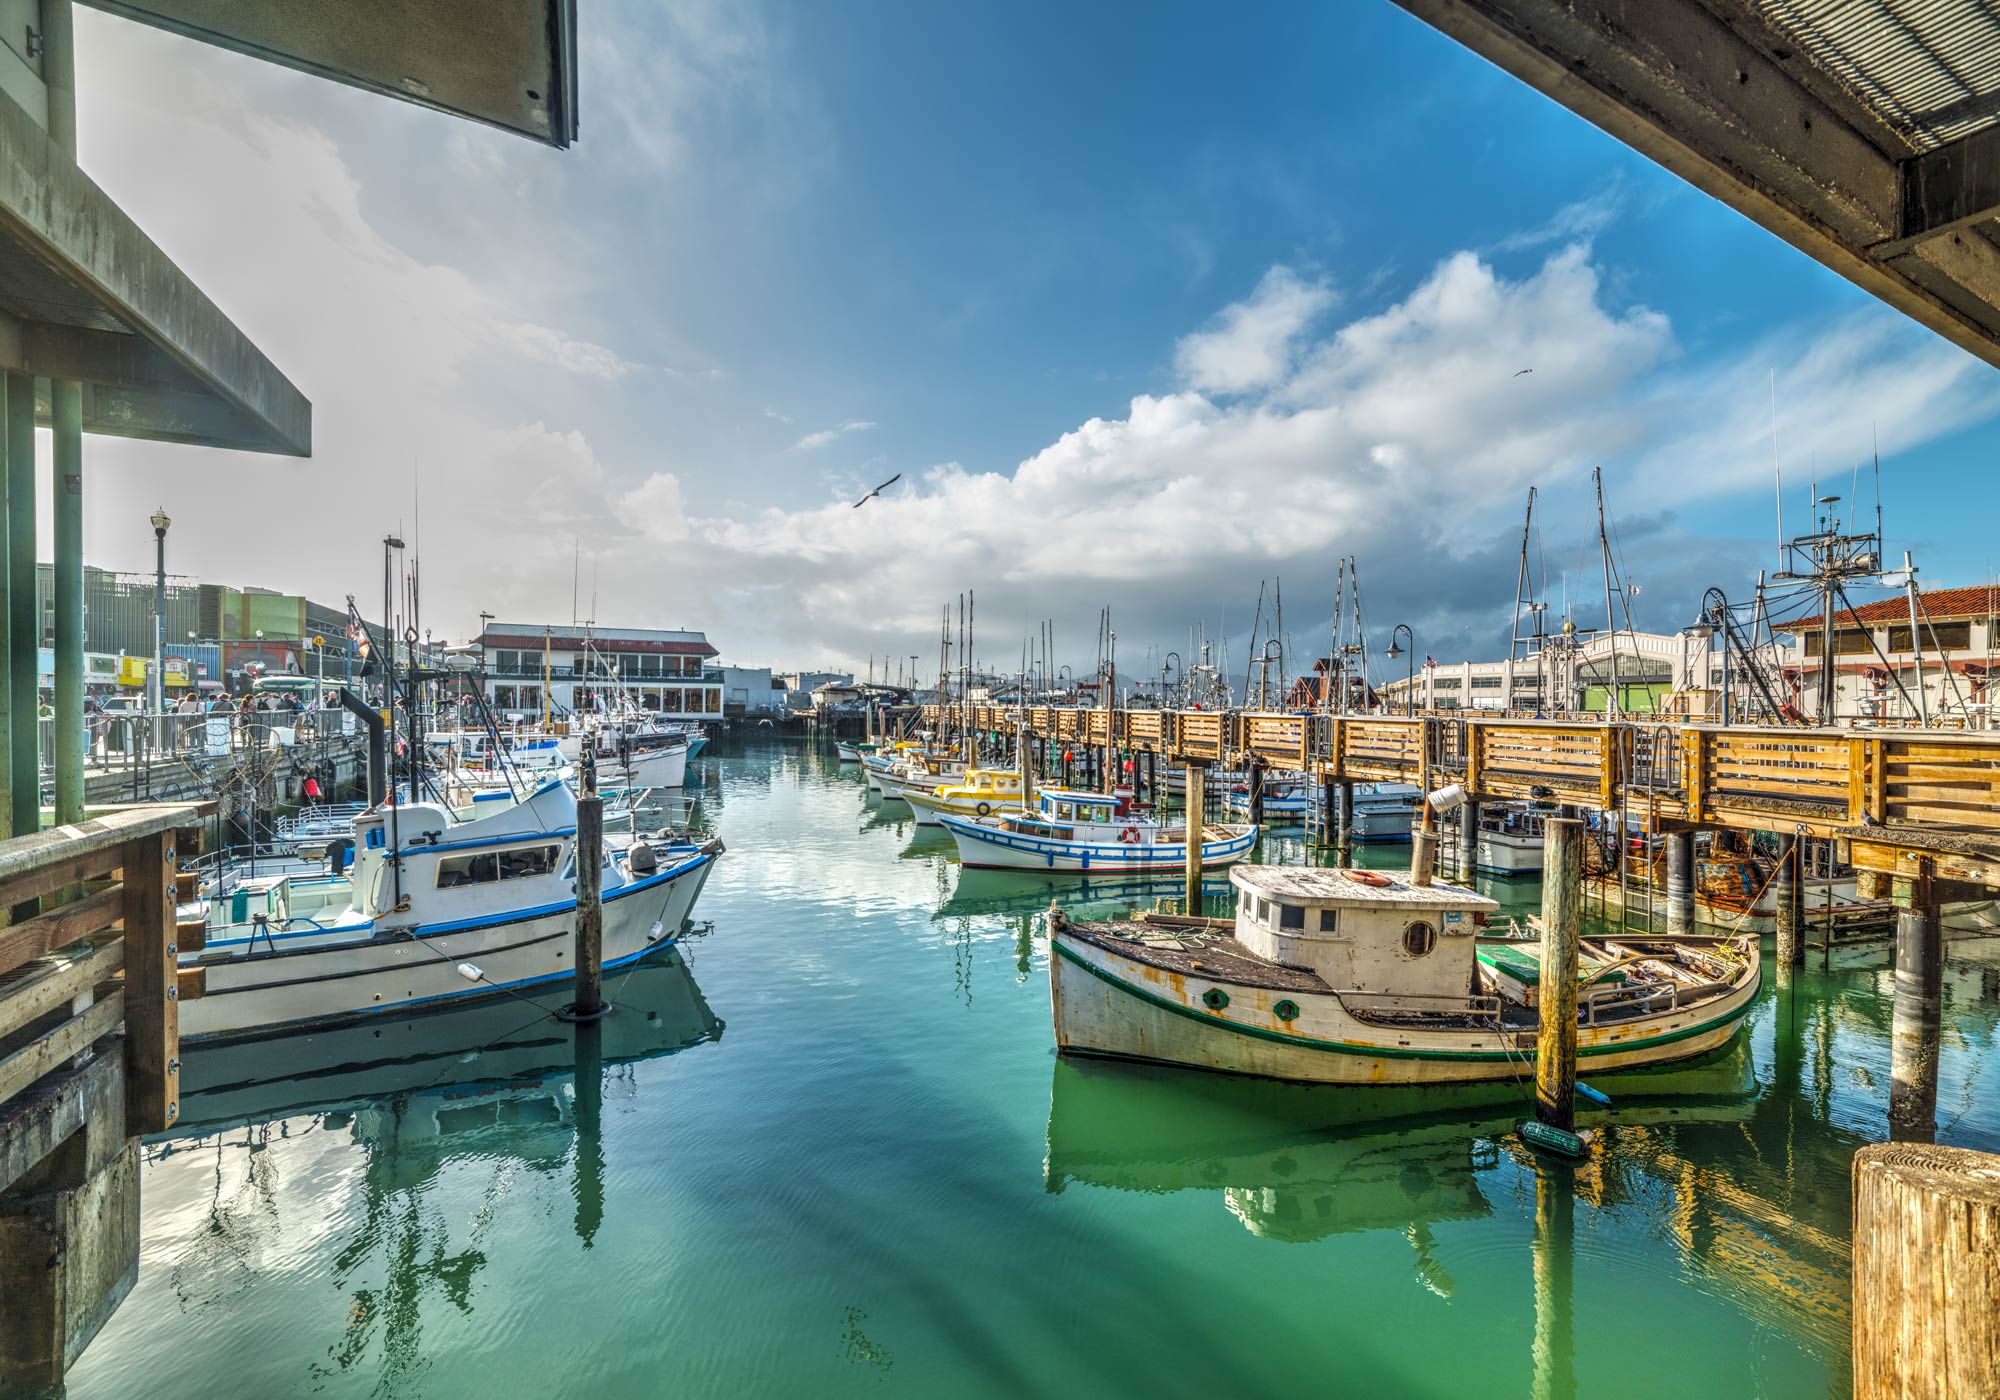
1055;913;1331;994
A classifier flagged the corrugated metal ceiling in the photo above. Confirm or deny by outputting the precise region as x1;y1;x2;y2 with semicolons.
1751;0;2000;151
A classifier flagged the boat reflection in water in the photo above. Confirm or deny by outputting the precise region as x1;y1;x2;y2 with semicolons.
1043;1038;1759;1248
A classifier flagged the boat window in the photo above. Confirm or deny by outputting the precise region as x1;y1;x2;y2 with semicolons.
1317;908;1339;932
1279;903;1305;931
436;843;562;889
1402;921;1437;957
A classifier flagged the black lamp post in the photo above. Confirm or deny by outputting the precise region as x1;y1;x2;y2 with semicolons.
149;507;170;750
1386;624;1416;716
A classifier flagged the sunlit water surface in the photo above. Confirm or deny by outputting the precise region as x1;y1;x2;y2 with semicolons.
69;739;2000;1398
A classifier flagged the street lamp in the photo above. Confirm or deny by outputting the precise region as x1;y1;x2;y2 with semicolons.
149;508;170;750
1385;624;1416;717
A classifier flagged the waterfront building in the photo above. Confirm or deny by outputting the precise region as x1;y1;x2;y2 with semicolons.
475;622;725;721
1776;585;1999;725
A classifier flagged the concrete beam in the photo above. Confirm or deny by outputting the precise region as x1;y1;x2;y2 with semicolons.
1388;0;2000;372
0;85;311;454
1888;124;2000;254
82;0;578;149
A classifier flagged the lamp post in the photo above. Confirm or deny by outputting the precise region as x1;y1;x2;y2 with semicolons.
149;508;169;751
1386;624;1416;717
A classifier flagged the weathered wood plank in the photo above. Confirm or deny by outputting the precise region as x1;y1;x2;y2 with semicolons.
0;936;122;1042
0;885;125;980
0;991;123;1105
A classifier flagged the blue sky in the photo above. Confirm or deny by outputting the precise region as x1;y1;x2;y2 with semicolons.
69;1;2000;678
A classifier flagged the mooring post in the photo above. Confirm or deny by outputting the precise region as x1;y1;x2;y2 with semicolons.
1851;1142;2000;1399
1017;722;1036;811
1335;780;1353;865
1536;817;1584;1132
1457;795;1478;881
571;762;605;1019
1184;762;1204;916
1776;832;1803;969
1246;756;1265;825
1889;856;1943;1143
1664;829;1694;936
1318;775;1336;847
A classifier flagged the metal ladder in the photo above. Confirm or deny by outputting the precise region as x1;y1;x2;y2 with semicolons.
1613;724;1674;937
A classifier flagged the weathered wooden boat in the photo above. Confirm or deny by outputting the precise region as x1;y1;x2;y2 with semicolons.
1048;864;1760;1085
941;787;1257;873
903;767;1026;826
181;777;723;1041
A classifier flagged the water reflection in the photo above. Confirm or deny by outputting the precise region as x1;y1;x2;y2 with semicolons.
151;954;721;1388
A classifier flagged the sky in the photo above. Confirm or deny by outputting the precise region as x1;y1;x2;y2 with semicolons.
60;1;2000;687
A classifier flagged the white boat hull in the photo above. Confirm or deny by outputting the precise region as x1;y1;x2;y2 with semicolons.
1475;829;1545;875
1050;930;1758;1085
181;848;718;1040
942;816;1258;873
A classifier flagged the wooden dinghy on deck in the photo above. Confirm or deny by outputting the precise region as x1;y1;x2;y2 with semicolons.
1048;864;1760;1086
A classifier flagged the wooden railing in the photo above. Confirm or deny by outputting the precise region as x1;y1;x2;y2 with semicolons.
921;704;2000;855
0;805;206;1169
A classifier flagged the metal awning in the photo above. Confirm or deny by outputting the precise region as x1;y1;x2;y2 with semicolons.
1391;0;2000;371
80;0;578;149
0;89;310;454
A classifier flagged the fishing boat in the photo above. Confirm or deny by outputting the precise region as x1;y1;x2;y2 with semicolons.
940;787;1258;873
181;776;723;1041
1352;782;1420;841
1474;805;1547;876
834;740;879;764
1048;863;1760;1085
1221;772;1308;822
877;752;972;804
903;767;1026;827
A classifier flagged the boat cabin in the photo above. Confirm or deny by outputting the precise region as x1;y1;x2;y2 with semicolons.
1228;865;1498;999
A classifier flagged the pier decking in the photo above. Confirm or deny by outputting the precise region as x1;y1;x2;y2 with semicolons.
921;706;2000;888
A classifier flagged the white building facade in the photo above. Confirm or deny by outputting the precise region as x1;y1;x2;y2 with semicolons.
476;623;724;721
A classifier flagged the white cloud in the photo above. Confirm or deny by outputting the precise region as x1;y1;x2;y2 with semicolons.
1173;265;1333;395
790;419;877;451
490;322;637;380
1489;180;1628;254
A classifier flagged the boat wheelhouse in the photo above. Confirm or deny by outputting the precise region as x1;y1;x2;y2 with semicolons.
1049;863;1760;1085
939;786;1258;873
1475;806;1547;876
903;767;1026;826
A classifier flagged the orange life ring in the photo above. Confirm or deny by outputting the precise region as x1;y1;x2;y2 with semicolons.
1118;826;1140;844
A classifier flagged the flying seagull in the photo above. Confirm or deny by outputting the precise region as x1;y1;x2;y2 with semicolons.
852;473;901;508
1513;368;1533;377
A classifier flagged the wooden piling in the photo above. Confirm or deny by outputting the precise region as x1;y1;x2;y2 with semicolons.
1335;780;1353;865
1665;830;1694;937
1536;818;1584;1132
1890;857;1943;1143
1457;796;1478;881
1776;832;1803;969
1184;763;1204;916
1246;756;1265;825
571;769;605;1020
1852;1141;2000;1399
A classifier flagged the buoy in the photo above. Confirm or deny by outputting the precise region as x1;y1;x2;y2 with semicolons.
1576;1082;1612;1108
1519;1120;1594;1159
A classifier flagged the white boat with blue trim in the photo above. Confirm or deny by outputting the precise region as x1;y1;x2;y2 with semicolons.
940;787;1258;873
181;776;722;1041
1048;864;1760;1085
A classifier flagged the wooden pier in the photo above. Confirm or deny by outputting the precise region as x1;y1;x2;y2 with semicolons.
0;804;205;1395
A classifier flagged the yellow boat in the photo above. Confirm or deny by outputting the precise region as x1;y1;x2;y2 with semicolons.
904;767;1026;827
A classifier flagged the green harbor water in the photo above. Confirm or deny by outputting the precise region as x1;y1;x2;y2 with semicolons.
69;740;2000;1399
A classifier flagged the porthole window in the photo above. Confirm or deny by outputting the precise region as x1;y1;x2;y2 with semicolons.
1402;921;1437;957
1272;999;1300;1022
1201;988;1230;1011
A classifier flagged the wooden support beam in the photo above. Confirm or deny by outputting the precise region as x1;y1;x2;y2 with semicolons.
120;832;178;1135
0;885;123;980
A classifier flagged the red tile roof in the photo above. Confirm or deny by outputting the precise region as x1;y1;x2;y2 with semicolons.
1777;584;1999;632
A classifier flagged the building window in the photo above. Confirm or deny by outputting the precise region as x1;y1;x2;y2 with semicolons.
662;688;683;712
1888;622;1972;652
494;685;517;709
